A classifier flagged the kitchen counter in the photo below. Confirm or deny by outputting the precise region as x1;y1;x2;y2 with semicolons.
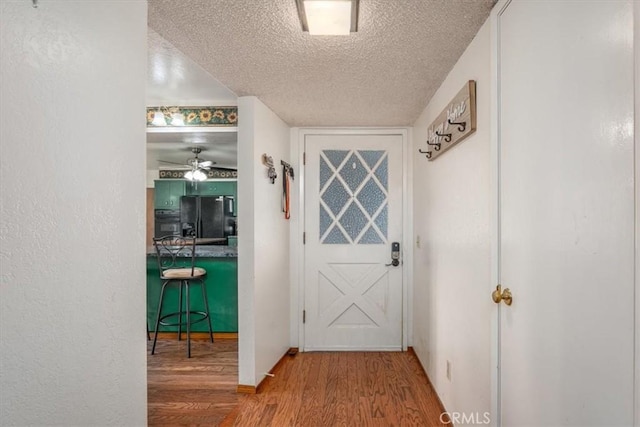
147;247;238;332
147;244;237;258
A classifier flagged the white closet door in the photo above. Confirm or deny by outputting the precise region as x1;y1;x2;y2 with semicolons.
496;1;635;425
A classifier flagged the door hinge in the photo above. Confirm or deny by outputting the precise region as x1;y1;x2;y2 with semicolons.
303;232;306;244
303;310;306;323
303;152;306;165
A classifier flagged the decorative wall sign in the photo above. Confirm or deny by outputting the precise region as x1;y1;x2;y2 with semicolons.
147;106;238;127
159;169;238;179
418;80;476;161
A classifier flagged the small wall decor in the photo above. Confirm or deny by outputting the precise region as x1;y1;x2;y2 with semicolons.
418;80;476;160
146;106;238;127
262;154;277;184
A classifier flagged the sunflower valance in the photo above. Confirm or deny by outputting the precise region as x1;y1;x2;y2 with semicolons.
146;106;238;127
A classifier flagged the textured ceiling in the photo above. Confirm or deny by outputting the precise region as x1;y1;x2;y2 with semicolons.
147;28;237;106
148;0;494;127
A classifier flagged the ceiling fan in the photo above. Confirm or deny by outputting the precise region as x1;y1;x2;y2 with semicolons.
158;147;233;181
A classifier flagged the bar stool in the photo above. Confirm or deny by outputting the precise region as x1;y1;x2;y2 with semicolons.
151;235;214;358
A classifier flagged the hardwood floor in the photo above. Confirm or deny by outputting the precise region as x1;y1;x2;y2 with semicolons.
227;350;447;426
148;339;448;426
147;338;240;426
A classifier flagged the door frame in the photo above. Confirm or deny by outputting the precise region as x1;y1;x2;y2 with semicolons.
292;127;412;352
491;1;640;426
490;3;511;425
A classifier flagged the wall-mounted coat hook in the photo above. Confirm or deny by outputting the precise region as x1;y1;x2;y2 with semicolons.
426;140;441;151
262;153;277;184
281;160;294;180
447;119;466;132
418;149;432;159
435;131;452;142
281;160;294;219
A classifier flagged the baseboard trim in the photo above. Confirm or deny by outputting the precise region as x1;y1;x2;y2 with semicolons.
151;332;238;340
407;346;451;425
236;347;299;395
236;384;256;394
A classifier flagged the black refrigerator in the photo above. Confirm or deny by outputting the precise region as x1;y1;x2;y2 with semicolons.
180;196;235;239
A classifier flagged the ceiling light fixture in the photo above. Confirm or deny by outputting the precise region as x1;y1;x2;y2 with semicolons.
184;169;207;182
296;0;358;35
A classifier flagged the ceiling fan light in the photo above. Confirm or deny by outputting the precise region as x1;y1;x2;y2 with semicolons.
184;170;194;180
193;169;207;181
151;110;166;126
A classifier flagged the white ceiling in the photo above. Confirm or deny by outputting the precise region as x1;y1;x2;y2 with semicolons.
147;28;237;106
148;0;495;127
146;1;495;171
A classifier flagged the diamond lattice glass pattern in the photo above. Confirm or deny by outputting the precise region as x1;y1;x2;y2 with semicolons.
320;157;333;190
324;225;349;244
339;153;368;192
359;150;384;169
359;226;384;244
319;150;389;244
340;202;367;240
357;179;385;217
374;204;388;238
319;205;332;237
322;178;350;216
374;156;388;190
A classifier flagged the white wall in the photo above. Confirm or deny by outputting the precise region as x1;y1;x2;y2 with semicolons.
412;19;492;415
635;3;640;423
0;1;147;426
237;96;290;386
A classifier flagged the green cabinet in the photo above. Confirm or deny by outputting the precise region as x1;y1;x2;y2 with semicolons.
154;180;185;209
147;256;238;332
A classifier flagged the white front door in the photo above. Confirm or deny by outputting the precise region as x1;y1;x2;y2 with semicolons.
303;133;403;351
496;1;635;425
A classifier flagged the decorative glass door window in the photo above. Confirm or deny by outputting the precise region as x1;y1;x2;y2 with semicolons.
319;149;388;244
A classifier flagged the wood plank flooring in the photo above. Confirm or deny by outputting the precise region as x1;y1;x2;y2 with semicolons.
226;351;448;426
147;338;240;426
148;339;448;426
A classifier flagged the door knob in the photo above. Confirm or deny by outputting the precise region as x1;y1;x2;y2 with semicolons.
492;285;513;306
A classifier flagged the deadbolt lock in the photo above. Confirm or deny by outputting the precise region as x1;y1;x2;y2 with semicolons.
492;285;513;306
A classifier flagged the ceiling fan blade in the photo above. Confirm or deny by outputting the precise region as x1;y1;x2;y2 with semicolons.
211;165;237;170
198;160;215;168
158;159;189;166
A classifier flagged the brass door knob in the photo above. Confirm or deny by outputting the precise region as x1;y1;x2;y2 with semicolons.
492;285;513;306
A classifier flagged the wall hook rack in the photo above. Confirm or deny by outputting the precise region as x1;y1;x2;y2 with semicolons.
418;81;477;161
262;154;277;184
281;160;294;180
447;119;467;132
418;149;432;159
435;131;452;143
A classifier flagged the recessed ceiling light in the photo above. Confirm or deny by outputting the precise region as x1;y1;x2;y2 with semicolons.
296;0;358;36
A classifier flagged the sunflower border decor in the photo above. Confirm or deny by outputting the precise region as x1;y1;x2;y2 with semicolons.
158;168;238;179
146;106;238;127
